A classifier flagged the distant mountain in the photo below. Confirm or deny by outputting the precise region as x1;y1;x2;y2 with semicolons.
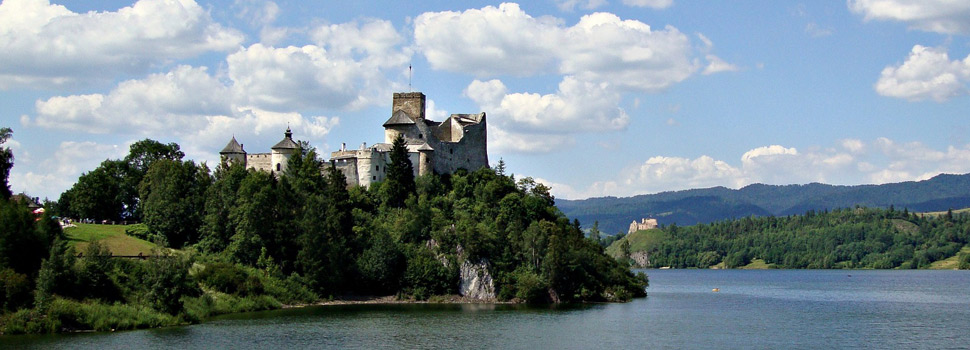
557;173;970;234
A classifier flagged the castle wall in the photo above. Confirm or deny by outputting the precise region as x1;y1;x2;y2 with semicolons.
430;117;488;174
246;153;272;173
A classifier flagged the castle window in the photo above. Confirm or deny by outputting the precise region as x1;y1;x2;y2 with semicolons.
373;176;376;180
419;133;423;139
449;149;453;154
276;163;281;171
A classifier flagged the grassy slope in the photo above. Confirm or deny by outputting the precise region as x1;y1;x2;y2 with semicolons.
919;207;970;217
64;223;158;256
928;246;970;269
605;229;665;259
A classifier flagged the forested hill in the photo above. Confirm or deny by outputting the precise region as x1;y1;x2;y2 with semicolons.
557;173;970;234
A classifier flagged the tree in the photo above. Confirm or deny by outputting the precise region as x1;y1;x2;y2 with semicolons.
122;139;184;220
62;160;125;221
0;127;13;199
199;160;249;254
139;159;210;248
384;134;415;207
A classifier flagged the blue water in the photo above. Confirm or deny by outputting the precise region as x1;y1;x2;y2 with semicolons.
3;269;969;349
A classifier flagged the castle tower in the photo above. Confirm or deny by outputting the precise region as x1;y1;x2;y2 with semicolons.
220;136;247;166
384;92;426;144
393;92;425;121
270;127;300;173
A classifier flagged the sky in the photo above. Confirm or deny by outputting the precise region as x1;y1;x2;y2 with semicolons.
3;0;970;201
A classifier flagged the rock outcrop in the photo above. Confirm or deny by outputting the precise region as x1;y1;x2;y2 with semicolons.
459;259;495;300
630;251;650;268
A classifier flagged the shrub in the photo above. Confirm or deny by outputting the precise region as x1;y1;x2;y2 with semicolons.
0;268;32;312
195;262;263;296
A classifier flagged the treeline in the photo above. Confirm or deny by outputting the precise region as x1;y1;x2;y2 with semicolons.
638;207;970;269
558;173;970;234
0;131;645;333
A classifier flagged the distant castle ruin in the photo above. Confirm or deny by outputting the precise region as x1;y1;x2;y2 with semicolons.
219;92;488;186
629;218;658;234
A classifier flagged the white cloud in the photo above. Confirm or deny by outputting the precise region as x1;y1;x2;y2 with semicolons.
31;66;230;135
230;19;410;111
415;3;711;91
0;0;243;89
622;0;674;9
875;45;970;102
703;55;739;75
414;3;562;77
27;64;339;169
550;138;970;199
466;77;628;152
8;141;125;200
849;0;970;34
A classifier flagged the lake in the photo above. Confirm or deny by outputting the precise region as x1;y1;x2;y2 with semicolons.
3;269;969;349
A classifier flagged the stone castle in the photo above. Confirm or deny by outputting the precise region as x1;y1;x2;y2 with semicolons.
629;218;658;234
220;92;488;186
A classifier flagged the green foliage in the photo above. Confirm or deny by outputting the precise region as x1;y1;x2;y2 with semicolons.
195;262;264;296
139;159;210;248
639;208;970;269
0;269;31;312
1;297;180;334
144;253;198;315
402;247;454;300
33;238;75;310
385;134;415;208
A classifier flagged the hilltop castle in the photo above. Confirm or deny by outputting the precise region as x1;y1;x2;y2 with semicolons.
629;218;658;234
219;92;488;186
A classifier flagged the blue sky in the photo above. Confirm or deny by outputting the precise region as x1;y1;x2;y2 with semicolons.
3;0;970;200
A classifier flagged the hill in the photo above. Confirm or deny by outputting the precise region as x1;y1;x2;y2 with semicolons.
605;207;970;269
558;173;970;234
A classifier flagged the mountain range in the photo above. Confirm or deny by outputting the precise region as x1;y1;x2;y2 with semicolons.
556;173;970;234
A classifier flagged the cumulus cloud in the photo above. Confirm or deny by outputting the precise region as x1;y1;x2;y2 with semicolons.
466;77;628;152
0;0;243;89
26;64;339;163
8;141;125;200
230;19;410;111
549;138;970;199
849;0;970;34
415;3;712;91
875;45;970;102
31;66;230;135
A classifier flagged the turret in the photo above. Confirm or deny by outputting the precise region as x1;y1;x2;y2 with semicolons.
270;127;299;173
220;136;247;166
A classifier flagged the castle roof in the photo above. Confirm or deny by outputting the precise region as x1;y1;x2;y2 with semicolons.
220;137;245;154
383;110;416;127
416;143;434;152
271;127;299;150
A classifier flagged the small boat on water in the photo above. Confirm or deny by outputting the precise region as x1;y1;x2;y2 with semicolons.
712;288;720;292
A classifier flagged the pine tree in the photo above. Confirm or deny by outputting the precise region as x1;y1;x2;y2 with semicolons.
385;134;415;208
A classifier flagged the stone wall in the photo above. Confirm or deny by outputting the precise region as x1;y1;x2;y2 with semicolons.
246;153;272;172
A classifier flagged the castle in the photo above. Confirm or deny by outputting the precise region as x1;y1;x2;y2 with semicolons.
629;218;658;234
220;92;488;186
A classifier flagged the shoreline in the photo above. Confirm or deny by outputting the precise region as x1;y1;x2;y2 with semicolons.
283;295;517;308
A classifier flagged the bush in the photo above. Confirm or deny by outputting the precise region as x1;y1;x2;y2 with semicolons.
0;298;179;334
195;262;263;296
402;248;455;300
0;268;32;312
512;268;548;303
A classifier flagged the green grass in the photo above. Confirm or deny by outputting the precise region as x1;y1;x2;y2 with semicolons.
64;223;159;256
919;207;970;217
740;258;774;269
605;229;666;259
928;246;970;270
